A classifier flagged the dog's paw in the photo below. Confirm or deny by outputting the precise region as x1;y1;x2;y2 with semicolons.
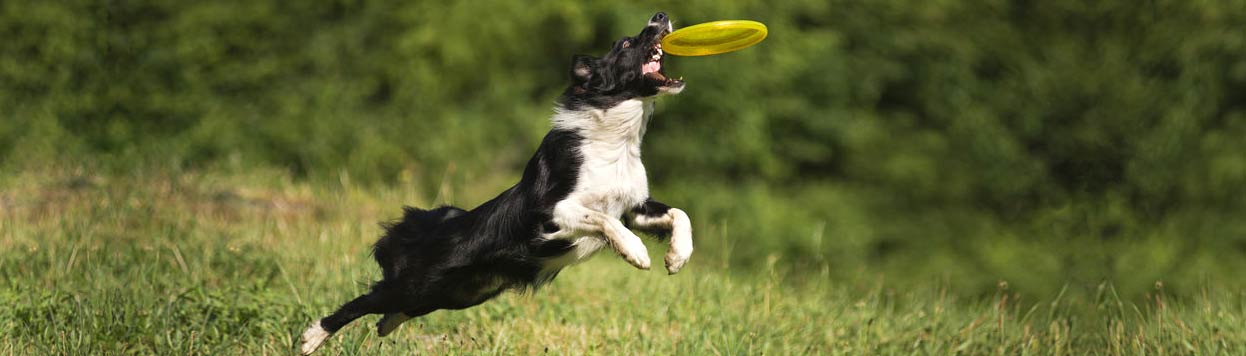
663;233;692;274
300;321;333;355
621;234;652;270
665;208;693;274
665;249;691;274
377;313;411;337
624;246;652;270
608;228;651;270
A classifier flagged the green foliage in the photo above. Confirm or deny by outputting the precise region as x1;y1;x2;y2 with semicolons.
2;0;1246;298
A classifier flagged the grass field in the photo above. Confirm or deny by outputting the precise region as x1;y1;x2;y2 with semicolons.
2;168;1244;355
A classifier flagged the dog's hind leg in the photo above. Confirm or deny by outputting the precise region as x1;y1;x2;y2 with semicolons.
376;313;411;337
377;306;437;337
627;199;693;274
301;290;404;355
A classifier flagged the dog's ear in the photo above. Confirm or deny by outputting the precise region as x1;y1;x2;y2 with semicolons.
570;55;596;84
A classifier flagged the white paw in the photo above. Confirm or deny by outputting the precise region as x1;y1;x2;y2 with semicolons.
665;248;691;274
619;232;651;270
377;313;411;337
665;209;693;274
624;247;651;270
300;321;332;355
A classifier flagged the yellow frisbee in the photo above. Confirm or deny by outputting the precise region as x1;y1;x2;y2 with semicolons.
661;20;768;56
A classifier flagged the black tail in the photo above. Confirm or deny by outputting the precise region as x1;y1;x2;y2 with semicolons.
383;206;466;240
373;205;465;280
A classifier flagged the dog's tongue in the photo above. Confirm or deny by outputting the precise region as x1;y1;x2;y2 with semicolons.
642;61;661;75
644;71;668;82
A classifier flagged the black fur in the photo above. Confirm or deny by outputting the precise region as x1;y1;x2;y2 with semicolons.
310;12;682;337
626;199;674;240
562;13;680;110
318;129;584;333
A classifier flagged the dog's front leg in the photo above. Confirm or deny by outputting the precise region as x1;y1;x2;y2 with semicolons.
551;201;651;270
627;199;693;274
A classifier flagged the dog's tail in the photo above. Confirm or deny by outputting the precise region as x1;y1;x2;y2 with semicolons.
383;206;465;238
373;206;465;279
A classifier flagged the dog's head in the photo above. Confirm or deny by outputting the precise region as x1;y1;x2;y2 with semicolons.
563;12;684;108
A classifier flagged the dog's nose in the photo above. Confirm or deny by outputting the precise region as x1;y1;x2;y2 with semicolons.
651;12;667;23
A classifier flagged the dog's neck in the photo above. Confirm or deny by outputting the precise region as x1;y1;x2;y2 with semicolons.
552;99;655;153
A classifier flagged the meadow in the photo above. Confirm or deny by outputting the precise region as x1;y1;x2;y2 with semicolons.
2;168;1243;355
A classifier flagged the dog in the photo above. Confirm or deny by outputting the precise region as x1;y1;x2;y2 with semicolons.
300;12;693;354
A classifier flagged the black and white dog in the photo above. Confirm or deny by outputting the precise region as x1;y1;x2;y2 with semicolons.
301;12;693;354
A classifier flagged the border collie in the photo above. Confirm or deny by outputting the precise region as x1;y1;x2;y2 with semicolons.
301;12;692;354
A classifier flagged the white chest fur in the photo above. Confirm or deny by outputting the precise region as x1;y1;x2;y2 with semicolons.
554;99;654;218
543;99;656;268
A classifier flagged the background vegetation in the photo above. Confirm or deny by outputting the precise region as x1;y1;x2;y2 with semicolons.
2;0;1245;353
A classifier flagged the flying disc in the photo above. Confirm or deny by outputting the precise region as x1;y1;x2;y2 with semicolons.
661;20;768;56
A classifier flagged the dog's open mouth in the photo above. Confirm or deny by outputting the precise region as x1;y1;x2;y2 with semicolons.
642;29;684;91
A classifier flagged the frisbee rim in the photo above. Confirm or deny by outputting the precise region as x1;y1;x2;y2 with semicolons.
661;20;768;56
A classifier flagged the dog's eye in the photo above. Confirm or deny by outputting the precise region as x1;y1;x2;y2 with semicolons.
620;40;631;49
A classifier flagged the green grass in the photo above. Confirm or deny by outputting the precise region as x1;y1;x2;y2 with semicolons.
2;168;1244;355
